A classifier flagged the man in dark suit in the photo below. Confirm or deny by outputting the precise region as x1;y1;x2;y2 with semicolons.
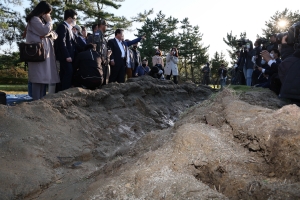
107;29;144;83
107;29;127;83
55;9;78;91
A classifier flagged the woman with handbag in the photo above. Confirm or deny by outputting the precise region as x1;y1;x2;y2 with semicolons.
25;1;59;100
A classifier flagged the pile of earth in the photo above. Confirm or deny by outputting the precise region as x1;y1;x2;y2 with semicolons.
0;76;211;200
1;76;300;200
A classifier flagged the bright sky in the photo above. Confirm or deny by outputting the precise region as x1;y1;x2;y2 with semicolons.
5;0;297;63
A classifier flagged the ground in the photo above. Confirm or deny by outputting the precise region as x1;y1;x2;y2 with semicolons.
0;76;299;200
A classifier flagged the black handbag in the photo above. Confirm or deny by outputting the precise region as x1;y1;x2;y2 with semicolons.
19;42;45;62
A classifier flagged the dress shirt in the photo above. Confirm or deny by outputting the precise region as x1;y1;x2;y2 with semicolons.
262;60;276;73
64;21;74;39
115;38;125;58
80;36;86;44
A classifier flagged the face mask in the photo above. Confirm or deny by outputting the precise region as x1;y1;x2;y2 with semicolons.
71;18;76;26
142;64;146;67
270;53;274;59
261;59;266;65
156;52;160;55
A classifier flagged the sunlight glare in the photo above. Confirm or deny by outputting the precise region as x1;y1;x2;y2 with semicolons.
278;20;287;28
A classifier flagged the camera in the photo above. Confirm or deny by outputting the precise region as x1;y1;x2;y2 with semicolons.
260;38;269;45
276;21;300;45
237;38;249;47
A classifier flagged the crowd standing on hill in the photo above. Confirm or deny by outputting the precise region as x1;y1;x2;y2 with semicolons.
24;1;180;100
24;1;300;103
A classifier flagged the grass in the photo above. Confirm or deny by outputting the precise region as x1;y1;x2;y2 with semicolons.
0;85;28;91
0;84;28;94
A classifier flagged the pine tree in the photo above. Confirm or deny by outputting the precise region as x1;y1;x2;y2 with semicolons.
0;0;22;51
136;11;179;66
178;18;209;82
223;31;247;65
262;8;300;38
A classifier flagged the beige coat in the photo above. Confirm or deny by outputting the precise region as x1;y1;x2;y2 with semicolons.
164;53;179;76
26;16;60;84
152;55;164;67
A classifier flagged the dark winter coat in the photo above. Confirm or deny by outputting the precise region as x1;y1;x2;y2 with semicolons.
278;50;300;100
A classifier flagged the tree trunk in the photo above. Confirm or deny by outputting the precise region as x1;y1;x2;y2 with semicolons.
190;55;194;83
184;57;187;80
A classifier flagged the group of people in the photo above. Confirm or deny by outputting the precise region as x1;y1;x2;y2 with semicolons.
24;1;180;100
231;35;280;89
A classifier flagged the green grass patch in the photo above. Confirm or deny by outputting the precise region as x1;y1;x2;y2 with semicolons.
0;84;28;92
227;85;266;93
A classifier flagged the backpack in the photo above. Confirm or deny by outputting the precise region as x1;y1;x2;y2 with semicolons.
0;92;7;105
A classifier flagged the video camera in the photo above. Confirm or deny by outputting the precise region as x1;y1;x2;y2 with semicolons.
237;38;250;47
276;21;300;46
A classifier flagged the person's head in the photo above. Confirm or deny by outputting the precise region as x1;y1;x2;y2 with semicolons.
245;40;253;50
171;47;178;57
115;29;124;40
81;26;87;38
64;9;77;26
72;27;77;36
221;64;225;68
270;34;276;43
132;43;138;50
84;43;96;51
98;19;108;33
142;58;148;67
206;62;210;67
87;33;92;38
72;25;82;36
270;48;280;59
26;1;52;22
92;24;98;33
155;49;162;56
254;39;262;47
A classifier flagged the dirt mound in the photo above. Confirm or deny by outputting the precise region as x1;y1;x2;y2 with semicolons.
0;76;211;200
83;89;300;200
1;78;300;199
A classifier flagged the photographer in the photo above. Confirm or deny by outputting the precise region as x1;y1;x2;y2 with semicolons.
239;40;255;86
267;34;278;52
252;39;263;85
234;50;246;85
277;22;300;100
202;63;210;85
218;64;227;89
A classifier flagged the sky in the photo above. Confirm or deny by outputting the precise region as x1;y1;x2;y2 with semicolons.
4;0;297;63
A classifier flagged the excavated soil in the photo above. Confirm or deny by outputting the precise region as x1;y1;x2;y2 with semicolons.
1;77;300;200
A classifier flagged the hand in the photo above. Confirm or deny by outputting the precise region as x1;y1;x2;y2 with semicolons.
107;50;112;57
110;60;115;66
258;67;263;72
135;73;138;77
66;57;72;62
282;35;287;44
43;14;52;23
260;50;272;63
